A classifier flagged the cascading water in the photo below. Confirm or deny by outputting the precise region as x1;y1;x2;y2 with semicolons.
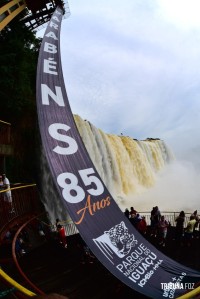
74;115;174;202
39;114;174;224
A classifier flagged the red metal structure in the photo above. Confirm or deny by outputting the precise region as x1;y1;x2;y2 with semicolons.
0;184;43;230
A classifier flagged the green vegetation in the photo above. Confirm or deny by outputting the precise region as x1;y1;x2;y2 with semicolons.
0;18;42;182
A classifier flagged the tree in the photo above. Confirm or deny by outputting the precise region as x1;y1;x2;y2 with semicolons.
0;18;42;181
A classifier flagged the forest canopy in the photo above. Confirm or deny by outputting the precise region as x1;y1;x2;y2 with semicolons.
0;18;42;181
0;19;41;121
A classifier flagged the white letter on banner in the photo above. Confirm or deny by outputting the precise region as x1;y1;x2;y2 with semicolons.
45;31;58;40
79;168;104;196
44;42;57;54
48;123;78;155
55;10;61;16
52;16;60;22
41;84;64;106
44;58;57;75
49;22;59;30
57;172;85;203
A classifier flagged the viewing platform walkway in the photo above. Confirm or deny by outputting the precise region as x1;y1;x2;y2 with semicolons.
0;183;199;299
1;222;200;299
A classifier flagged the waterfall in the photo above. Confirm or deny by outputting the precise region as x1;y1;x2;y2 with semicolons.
39;114;174;224
74;115;174;205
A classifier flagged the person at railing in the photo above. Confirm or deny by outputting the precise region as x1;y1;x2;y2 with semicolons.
124;208;130;219
129;207;137;218
55;218;61;230
137;216;147;236
174;211;185;243
150;206;161;237
191;210;199;220
15;235;26;257
184;215;196;247
130;213;142;228
57;224;67;249
32;218;48;241
2;173;14;213
157;215;170;247
191;210;200;239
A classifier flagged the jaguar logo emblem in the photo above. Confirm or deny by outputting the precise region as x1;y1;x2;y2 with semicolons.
93;221;138;264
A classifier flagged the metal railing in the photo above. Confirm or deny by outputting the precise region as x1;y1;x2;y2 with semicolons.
58;211;193;238
0;268;36;297
0;191;199;299
50;219;79;236
0;184;43;229
11;214;46;296
138;211;192;227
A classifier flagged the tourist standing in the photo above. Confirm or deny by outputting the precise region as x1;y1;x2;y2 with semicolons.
158;216;169;247
2;173;14;213
175;211;185;242
150;206;161;237
137;216;147;235
57;224;67;248
191;210;199;238
124;208;130;219
130;207;137;218
184;215;196;246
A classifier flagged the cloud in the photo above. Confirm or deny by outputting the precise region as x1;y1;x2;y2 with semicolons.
61;2;200;155
156;0;200;30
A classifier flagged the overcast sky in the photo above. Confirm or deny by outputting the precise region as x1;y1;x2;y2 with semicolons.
39;0;200;166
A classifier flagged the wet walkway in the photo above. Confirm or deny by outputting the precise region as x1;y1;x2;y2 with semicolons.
2;229;200;299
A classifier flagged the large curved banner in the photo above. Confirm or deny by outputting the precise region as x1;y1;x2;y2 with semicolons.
36;6;200;299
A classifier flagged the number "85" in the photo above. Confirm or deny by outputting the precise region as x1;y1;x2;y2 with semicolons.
49;123;105;203
57;168;104;204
